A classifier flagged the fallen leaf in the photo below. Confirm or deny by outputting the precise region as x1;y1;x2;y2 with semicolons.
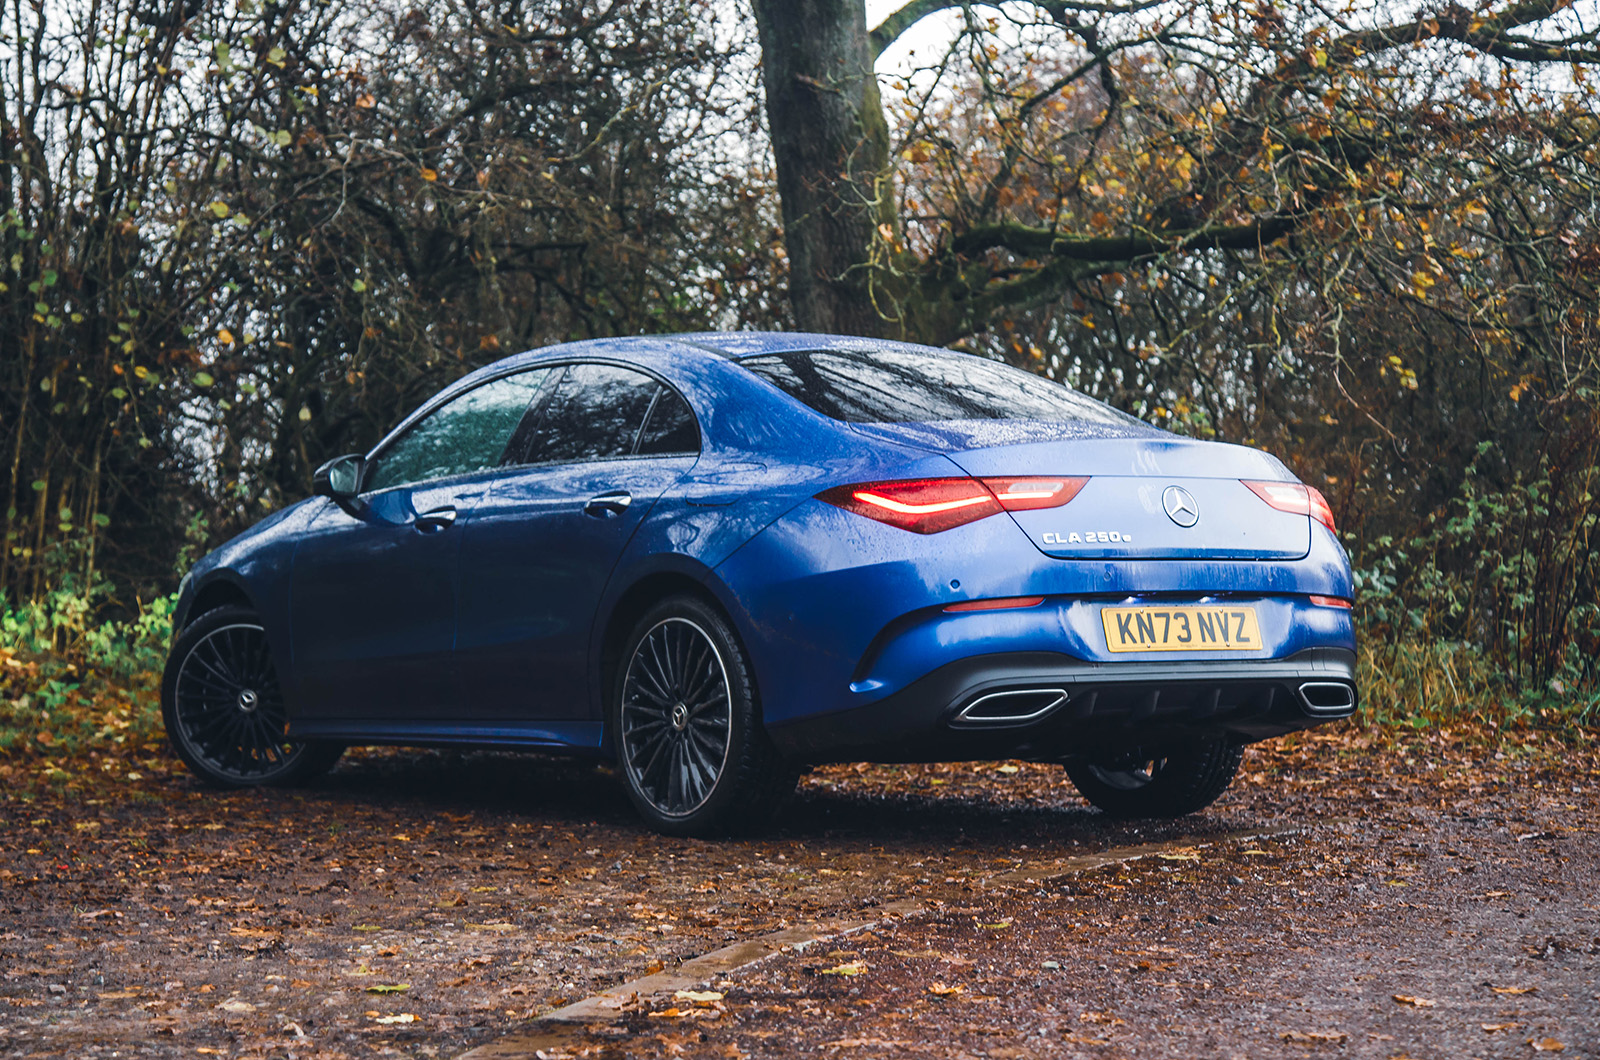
996;764;1020;774
649;1007;686;1018
978;921;1011;930
1393;994;1436;1007
465;922;517;933
1079;1011;1125;1025
373;1013;418;1025
1529;1039;1565;1053
1282;1030;1347;1043
674;990;724;1004
217;999;255;1014
365;984;410;994
96;990;139;999
1492;985;1537;995
1157;851;1200;862
1482;1023;1523;1032
1484;890;1512;898
820;962;867;976
926;982;964;997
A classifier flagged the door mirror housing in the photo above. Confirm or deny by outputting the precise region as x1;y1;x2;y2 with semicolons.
314;453;366;501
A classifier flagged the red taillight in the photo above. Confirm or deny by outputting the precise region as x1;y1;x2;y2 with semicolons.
1242;480;1337;533
983;477;1089;511
817;476;1088;534
1308;595;1352;609
944;596;1046;613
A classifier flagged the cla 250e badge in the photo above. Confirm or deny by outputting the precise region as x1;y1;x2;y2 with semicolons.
1042;531;1133;545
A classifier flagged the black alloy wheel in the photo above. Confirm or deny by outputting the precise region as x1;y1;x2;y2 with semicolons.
162;605;342;788
1063;731;1243;817
612;595;796;836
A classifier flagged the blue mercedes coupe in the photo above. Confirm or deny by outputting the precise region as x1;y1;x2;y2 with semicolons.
163;333;1356;835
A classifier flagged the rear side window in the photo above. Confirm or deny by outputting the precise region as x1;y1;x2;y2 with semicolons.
366;369;554;491
511;363;697;465
637;386;700;455
739;348;1139;426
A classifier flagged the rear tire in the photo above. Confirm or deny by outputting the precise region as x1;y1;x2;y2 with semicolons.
162;605;343;788
610;595;797;837
1063;731;1243;818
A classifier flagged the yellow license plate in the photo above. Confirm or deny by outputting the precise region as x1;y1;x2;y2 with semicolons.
1101;605;1262;653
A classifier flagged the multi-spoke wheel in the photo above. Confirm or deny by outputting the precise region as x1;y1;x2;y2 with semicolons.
612;595;796;836
1063;731;1243;818
162;605;342;788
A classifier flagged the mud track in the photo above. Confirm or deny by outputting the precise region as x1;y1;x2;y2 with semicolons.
1;727;1595;1058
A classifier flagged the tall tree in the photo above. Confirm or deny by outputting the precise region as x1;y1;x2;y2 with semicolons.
752;0;1600;346
0;0;775;602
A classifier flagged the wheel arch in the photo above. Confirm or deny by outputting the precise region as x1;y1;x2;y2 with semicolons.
592;562;756;732
179;574;255;630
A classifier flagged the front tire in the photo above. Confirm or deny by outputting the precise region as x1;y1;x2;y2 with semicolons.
1063;732;1243;818
611;595;797;837
162;605;343;788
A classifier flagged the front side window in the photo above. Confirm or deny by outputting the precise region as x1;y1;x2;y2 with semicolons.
365;369;554;492
512;363;697;464
739;347;1141;426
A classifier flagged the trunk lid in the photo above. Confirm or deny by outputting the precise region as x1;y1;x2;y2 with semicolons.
850;422;1311;561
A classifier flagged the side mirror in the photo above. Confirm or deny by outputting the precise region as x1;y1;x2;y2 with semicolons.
313;453;366;501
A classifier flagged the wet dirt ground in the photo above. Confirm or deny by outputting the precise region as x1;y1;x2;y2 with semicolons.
1;726;1596;1058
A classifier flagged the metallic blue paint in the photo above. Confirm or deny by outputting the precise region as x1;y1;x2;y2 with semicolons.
173;332;1357;764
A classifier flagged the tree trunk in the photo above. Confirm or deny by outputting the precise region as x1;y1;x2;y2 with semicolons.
751;0;894;337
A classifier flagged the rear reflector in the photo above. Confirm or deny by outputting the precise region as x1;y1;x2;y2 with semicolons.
1308;594;1352;609
1242;480;1337;533
818;476;1087;534
944;596;1046;613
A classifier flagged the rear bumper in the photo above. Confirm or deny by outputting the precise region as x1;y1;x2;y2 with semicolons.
766;647;1356;763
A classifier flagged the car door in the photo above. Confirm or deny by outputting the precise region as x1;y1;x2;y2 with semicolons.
288;368;555;721
455;362;701;721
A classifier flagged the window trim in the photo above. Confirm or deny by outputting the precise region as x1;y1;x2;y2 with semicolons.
361;358;700;493
498;360;702;470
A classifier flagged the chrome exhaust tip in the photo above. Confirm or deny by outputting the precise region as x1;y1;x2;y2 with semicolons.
952;688;1068;727
1298;681;1356;715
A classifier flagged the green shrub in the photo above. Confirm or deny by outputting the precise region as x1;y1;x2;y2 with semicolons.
0;583;175;755
1353;444;1600;729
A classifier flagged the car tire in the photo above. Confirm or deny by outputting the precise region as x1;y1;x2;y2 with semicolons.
162;605;344;789
1063;731;1243;818
610;594;798;837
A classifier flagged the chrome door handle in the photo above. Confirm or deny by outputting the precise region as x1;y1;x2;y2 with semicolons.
584;490;633;518
414;505;458;532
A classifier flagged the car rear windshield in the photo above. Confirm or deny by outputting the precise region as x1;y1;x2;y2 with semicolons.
738;347;1139;425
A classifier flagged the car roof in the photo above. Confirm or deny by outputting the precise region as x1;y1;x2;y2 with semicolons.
371;333;887;461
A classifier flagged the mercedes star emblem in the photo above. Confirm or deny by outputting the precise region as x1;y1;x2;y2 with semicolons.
1162;485;1200;527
